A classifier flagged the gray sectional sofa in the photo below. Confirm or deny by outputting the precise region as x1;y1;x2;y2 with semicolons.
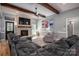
7;33;79;56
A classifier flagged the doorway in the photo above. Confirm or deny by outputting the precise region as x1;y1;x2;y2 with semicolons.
66;18;74;37
5;21;14;39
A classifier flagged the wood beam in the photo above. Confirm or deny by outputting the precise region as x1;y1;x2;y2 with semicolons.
39;3;59;14
1;3;46;18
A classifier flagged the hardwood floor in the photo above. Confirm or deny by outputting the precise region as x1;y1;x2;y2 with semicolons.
0;40;10;56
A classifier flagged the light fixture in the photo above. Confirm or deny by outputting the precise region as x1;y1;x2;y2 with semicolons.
35;7;39;16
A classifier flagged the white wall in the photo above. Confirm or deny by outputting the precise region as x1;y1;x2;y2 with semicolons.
0;5;5;39
48;8;79;37
31;18;45;35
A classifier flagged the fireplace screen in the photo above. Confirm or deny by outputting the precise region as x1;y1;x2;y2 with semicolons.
21;30;28;36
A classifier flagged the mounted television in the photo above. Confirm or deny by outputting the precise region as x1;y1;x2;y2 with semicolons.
19;17;30;25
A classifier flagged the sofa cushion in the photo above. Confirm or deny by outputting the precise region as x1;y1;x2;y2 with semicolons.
16;40;41;56
66;35;79;47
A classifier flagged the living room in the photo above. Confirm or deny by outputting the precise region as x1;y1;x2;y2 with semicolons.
0;3;79;56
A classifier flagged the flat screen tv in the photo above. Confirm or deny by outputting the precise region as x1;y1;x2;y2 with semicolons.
19;17;30;25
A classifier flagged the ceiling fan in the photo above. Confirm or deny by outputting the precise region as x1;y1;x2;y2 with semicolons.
34;7;46;18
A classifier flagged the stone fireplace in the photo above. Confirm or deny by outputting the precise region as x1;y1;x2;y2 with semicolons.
16;25;32;37
15;17;32;37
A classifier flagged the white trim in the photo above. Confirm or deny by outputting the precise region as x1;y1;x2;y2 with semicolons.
66;18;68;38
73;21;75;35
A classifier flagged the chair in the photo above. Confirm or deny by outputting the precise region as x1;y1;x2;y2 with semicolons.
7;33;18;56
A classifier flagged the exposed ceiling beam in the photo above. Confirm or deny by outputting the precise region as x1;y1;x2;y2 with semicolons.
1;3;46;18
39;3;59;14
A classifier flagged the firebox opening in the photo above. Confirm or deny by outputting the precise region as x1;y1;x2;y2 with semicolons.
21;30;28;36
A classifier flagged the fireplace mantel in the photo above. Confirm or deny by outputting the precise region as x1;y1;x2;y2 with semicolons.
17;25;31;28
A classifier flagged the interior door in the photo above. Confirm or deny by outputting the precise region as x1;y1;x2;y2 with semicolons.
66;18;74;37
67;21;73;37
5;21;14;39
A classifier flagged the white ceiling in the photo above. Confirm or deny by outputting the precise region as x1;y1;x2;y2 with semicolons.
49;3;79;12
10;3;55;17
10;3;79;17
